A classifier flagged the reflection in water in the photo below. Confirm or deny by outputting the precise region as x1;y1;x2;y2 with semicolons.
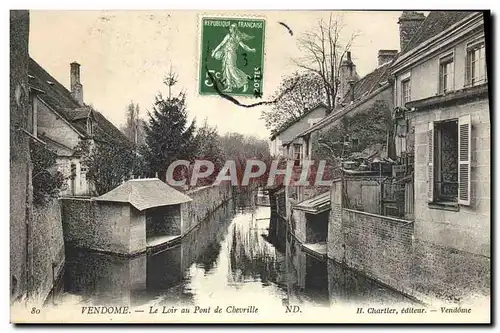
63;190;414;308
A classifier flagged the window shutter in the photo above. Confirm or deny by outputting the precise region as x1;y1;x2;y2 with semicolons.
427;122;434;203
458;115;472;205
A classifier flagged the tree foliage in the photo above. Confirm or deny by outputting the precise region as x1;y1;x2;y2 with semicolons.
30;140;65;206
219;132;272;187
312;100;392;163
194;119;223;165
219;132;271;162
261;71;326;132
75;133;139;196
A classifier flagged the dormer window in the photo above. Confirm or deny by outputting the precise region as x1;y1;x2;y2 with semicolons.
86;117;93;136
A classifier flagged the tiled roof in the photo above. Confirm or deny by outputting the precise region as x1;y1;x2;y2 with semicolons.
96;178;192;211
28;57;130;145
341;62;391;105
93;110;131;146
400;11;478;55
28;58;81;117
270;102;330;140
64;108;90;120
293;64;392;140
293;191;330;214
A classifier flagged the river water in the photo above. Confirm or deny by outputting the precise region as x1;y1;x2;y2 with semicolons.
62;191;413;310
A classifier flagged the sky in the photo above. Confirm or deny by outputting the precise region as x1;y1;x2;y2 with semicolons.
29;10;403;140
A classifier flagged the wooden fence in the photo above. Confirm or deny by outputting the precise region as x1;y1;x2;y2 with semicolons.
343;173;414;220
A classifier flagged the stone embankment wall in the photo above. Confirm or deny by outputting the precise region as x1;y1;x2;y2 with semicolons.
32;199;65;305
181;183;233;234
328;179;490;304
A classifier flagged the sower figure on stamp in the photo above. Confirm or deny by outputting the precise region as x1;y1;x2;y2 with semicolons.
211;23;256;93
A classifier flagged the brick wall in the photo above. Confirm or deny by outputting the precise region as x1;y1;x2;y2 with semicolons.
341;209;414;294
328;178;490;303
181;183;232;234
31;199;65;305
10;10;30;303
412;99;490;257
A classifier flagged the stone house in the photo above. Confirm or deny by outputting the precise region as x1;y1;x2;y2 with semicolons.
27;59;130;196
269;102;329;157
286;57;396;174
391;10;490;295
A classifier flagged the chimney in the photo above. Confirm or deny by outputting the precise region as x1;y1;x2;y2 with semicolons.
378;50;398;66
398;11;426;51
70;62;84;106
337;51;358;105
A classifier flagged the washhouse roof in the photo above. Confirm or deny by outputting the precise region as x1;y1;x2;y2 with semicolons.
293;191;331;214
96;178;192;211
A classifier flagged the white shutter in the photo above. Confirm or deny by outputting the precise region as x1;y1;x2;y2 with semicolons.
428;122;435;202
458;115;472;205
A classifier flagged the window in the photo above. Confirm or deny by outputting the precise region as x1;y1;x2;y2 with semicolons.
466;41;486;86
351;138;359;149
27;93;37;136
428;115;471;206
293;144;303;167
27;96;34;134
439;54;454;93
401;79;411;106
86;118;93;136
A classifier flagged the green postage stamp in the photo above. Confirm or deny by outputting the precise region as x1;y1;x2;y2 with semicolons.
199;17;265;97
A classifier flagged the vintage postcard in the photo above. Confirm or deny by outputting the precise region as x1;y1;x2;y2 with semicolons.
9;9;491;324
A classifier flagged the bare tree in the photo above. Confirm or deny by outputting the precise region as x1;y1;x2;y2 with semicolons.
294;14;359;110
261;71;326;131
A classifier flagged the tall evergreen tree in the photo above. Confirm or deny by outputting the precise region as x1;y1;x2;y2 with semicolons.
142;90;196;181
